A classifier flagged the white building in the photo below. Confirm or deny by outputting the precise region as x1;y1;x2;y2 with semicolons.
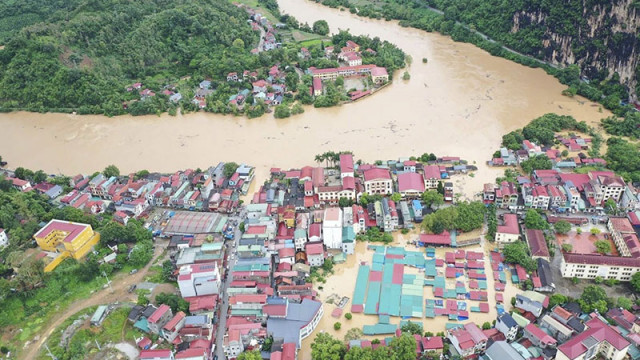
495;214;520;247
560;252;640;282
322;207;343;249
177;263;221;298
363;168;392;195
0;228;8;248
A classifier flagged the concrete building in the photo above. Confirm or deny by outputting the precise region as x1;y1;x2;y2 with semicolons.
495;214;520;248
447;322;488;357
560;252;640;281
363;168;392;195
306;242;324;267
608;217;640;257
148;304;174;335
495;313;519;342
322;207;343;249
34;219;101;272
177;263;221;298
556;316;629;360
267;298;323;348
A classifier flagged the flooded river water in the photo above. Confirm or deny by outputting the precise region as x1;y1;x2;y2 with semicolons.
0;1;610;357
0;0;609;194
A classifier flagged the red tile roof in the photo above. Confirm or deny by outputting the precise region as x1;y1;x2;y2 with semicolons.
562;251;640;267
175;348;207;359
34;220;91;244
497;214;519;235
363;168;391;181
398;172;425;193
526;229;549;257
148;304;171;323
140;349;172;359
306;242;324;255
340;153;354;174
163;311;186;332
423;165;440;180
558;317;629;358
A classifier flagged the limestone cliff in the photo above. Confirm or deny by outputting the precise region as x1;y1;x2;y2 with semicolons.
511;0;640;99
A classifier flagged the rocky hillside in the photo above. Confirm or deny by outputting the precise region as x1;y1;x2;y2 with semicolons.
430;0;640;100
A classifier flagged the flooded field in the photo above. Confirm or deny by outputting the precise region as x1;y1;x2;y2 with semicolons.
299;229;522;359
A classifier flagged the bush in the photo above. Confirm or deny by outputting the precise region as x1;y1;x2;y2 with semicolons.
334;322;342;330
402;71;410;80
344;313;352;320
422;57;428;63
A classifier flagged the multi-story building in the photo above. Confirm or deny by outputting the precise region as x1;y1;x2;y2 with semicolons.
305;242;324;266
34;219;101;272
322;207;343;249
363;168;392;195
495;182;519;209
177;263;221;298
495;214;520;248
560;252;640;281
339;153;354;178
495;313;519;342
148;304;174;335
447;323;488;357
607;217;640;257
423;165;441;189
556;316;630;360
397;172;425;198
162;311;186;342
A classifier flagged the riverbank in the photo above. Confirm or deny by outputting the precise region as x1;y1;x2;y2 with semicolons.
0;0;611;200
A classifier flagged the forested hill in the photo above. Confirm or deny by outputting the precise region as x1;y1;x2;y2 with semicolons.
427;0;640;100
0;0;258;115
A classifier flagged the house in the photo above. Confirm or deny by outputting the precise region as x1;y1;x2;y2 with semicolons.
91;305;110;326
526;229;550;260
266;298;323;348
515;291;547;317
175;348;207;360
345;40;360;52
495;214;520;247
323;208;343;249
484;341;525;360
162;311;187;342
370;67;388;84
170;93;182;103
306;242;324;267
0;228;8;248
227;72;239;82
495;312;519;342
539;314;574;343
139;349;175;360
447;322;488;357
422;336;444;355
363;168;392;195
495;181;519;209
423;165;441;189
34;220;101;272
556;316;630;360
397;172;425;198
560;252;640;281
148;304;174;335
199;80;211;89
11;178;31;192
524;323;557;348
534;258;555;292
177;263;221;298
340;154;354;178
278;247;295;265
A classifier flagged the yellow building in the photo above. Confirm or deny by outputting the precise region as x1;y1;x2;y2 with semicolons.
34;219;100;272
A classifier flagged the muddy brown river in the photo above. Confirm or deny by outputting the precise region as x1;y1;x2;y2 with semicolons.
0;0;609;193
0;0;615;357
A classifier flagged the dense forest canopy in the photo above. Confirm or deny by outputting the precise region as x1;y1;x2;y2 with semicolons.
0;0;258;115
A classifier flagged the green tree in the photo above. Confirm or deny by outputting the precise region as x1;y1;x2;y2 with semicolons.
579;285;611;313
390;193;402;202
525;209;548;230
33;170;47;183
400;321;422;335
343;328;363;342
161;260;174;282
422;190;444;208
631;272;640;292
389;333;417;360
618;297;633;310
338;197;353;207
334;322;341;330
103;165;120;178
561;243;573;252
312;20;330;35
345;312;352;320
554;220;571;234
402;71;410;80
274;105;291;119
237;351;261;360
548;293;568;308
521;155;553;174
155;292;189;313
482;322;491;330
591;228;602;235
594;240;610;254
135;170;150;180
503;241;536;271
223;162;239;178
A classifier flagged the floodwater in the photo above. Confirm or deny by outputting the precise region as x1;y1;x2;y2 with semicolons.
0;0;610;194
299;229;522;359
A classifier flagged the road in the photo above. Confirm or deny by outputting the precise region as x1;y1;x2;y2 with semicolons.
20;241;168;360
214;210;244;360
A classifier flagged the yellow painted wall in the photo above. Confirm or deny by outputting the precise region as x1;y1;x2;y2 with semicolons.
44;251;70;272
